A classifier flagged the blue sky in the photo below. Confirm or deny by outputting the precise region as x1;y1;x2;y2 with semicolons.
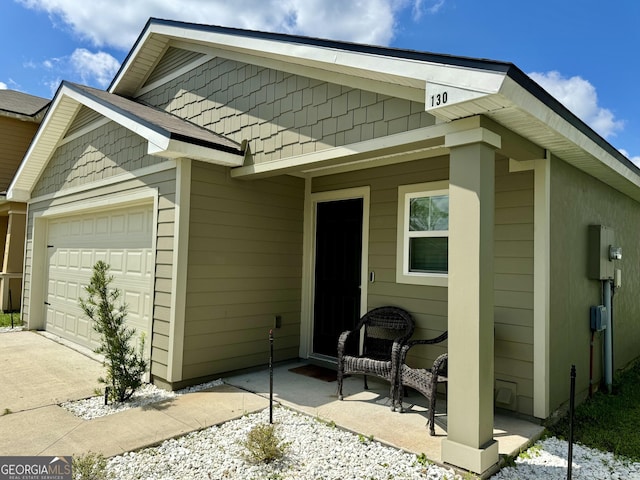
1;0;638;162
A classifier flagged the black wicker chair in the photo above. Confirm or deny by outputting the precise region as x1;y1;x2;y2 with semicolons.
395;332;448;436
337;306;415;408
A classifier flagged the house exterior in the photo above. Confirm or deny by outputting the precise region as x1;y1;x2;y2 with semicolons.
8;19;640;474
0;90;48;311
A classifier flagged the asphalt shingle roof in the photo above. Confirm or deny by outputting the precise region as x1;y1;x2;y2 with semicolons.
0;89;49;117
69;82;243;155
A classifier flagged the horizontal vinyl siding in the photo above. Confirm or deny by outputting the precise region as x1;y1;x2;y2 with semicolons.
313;156;450;367
312;156;535;415
24;167;177;381
182;161;304;381
0;116;38;191
493;158;534;415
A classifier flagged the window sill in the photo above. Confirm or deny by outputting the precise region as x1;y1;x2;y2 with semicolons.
396;272;448;287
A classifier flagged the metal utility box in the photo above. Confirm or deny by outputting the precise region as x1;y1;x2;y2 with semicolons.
590;305;607;332
588;225;615;280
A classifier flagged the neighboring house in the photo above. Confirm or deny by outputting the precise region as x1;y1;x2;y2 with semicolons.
8;19;640;474
0;89;48;312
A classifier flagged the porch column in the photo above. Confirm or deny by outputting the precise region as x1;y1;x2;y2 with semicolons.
441;127;499;474
0;205;26;311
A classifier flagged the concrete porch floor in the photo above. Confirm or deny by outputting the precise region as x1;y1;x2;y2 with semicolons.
225;360;544;468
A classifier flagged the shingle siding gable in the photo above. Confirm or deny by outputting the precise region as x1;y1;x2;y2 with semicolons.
32;121;166;197
138;55;436;164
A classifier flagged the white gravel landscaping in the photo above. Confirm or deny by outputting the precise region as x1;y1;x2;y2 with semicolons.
61;381;640;479
0;325;24;333
493;436;640;480
106;406;463;480
61;379;224;419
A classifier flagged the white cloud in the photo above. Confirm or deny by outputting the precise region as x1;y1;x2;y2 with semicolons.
0;82;7;90
619;149;640;167
529;70;624;139
17;0;425;50
70;49;120;87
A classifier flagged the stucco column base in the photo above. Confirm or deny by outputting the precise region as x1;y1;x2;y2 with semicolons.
441;438;499;475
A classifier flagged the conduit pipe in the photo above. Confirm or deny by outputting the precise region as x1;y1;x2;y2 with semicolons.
604;280;613;393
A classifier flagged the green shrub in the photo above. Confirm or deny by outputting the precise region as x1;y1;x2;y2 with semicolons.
241;423;290;464
72;452;112;480
79;261;147;403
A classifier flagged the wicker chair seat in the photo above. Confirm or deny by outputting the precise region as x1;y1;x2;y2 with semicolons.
337;306;415;407
396;336;448;436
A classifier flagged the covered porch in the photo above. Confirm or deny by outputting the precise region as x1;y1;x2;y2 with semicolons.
225;360;544;476
232;114;548;474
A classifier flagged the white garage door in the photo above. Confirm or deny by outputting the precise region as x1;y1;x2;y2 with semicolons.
45;205;153;350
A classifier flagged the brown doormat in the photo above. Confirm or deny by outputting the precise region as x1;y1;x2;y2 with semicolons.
289;364;337;382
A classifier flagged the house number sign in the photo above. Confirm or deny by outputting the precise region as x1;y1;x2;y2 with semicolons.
429;91;448;107
425;82;489;112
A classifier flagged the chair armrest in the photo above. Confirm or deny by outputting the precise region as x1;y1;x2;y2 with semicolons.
337;329;358;359
399;331;448;363
432;352;448;377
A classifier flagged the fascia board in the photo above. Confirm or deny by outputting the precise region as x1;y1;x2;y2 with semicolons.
62;84;171;151
7;83;173;202
148;138;244;167
113;22;507;97
500;76;640;190
7;90;81;201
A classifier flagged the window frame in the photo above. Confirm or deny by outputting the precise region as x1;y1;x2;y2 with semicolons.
396;181;449;287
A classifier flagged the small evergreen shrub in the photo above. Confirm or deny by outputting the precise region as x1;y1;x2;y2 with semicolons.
79;261;147;403
241;423;290;464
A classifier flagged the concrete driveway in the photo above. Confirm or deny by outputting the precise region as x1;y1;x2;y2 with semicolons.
0;330;103;413
0;330;268;457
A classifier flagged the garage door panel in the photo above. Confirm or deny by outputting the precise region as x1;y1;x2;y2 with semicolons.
46;205;153;350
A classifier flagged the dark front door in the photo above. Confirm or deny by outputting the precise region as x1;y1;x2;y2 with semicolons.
312;198;364;358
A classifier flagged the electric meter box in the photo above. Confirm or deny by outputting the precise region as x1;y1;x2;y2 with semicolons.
588;225;615;280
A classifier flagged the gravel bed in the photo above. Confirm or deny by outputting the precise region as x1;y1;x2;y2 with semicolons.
493;437;640;480
59;376;640;478
0;325;24;333
107;406;463;480
61;379;223;419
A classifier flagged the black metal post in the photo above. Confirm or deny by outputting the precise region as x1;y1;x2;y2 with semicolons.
269;329;274;424
567;364;576;480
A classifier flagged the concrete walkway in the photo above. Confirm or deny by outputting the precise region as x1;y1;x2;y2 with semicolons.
0;331;543;468
0;331;267;457
226;360;545;465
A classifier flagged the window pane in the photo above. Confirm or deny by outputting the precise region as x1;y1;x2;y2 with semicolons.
409;237;448;273
409;195;448;231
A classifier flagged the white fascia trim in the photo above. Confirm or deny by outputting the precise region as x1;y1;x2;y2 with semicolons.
500;76;640;190
61;84;172;152
232;123;453;179
8;93;81;201
36;187;157;218
8;189;30;203
27;160;176;205
149;138;244;167
115;22;506;96
136;52;215;97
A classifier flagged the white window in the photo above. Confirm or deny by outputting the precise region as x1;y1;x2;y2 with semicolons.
396;181;449;286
